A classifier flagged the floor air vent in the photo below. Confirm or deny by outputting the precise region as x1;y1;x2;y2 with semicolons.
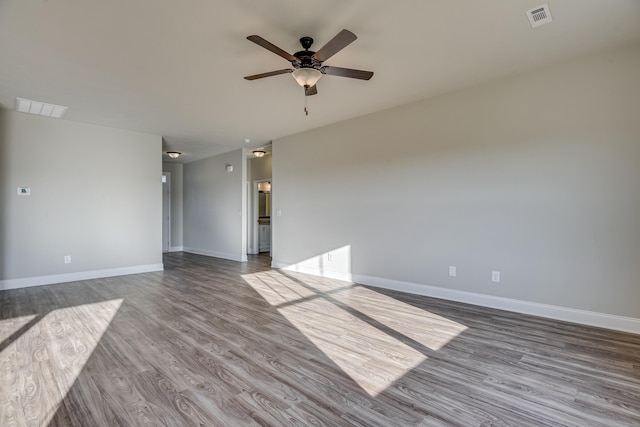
526;4;553;28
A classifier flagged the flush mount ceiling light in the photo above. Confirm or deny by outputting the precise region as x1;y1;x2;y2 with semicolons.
166;151;181;159
253;150;266;158
257;181;271;193
16;97;68;118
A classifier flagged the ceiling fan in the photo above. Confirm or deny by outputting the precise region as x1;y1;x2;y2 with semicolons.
244;29;374;98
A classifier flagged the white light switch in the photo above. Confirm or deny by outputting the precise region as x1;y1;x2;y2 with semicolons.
492;271;500;283
448;266;457;277
276;209;282;217
64;255;71;264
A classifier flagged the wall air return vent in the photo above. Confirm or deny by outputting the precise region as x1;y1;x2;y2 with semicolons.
526;4;553;28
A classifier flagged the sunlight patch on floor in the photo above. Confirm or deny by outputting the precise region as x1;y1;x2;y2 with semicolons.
0;314;37;343
278;297;427;396
243;270;322;306
243;271;442;396
332;286;468;351
278;245;353;282
0;299;123;426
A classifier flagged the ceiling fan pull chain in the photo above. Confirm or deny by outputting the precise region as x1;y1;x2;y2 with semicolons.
304;93;309;116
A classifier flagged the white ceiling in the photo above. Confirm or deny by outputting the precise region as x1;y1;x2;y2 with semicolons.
1;0;639;163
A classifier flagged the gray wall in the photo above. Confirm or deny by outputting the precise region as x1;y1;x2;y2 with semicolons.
0;110;162;284
162;162;184;248
272;43;640;319
183;149;246;261
248;155;272;182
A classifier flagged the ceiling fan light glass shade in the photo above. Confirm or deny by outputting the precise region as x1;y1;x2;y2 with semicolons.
292;68;322;87
253;150;266;158
167;151;181;159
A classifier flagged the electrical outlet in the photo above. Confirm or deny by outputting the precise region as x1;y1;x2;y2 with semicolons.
64;255;71;264
492;271;500;283
448;266;457;277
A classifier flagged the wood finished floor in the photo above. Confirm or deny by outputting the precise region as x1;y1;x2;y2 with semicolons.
1;252;639;426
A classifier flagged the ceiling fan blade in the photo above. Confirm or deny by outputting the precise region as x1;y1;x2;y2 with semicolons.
305;85;318;96
244;69;294;80
313;29;357;62
247;35;298;62
322;66;374;80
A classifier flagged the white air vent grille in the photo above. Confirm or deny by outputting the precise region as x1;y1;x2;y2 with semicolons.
526;4;553;28
15;97;68;118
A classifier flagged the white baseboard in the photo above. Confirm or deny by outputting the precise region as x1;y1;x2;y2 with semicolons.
271;261;353;282
183;247;247;262
0;264;164;291
169;246;184;252
271;261;640;335
353;274;640;335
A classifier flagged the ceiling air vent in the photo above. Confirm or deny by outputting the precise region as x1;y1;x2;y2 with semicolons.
526;4;553;28
16;97;68;118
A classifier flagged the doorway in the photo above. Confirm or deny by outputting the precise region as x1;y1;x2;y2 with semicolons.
250;179;271;254
162;172;171;252
245;148;272;258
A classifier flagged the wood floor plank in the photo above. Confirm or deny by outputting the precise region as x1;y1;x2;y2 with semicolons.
1;251;639;426
59;371;125;427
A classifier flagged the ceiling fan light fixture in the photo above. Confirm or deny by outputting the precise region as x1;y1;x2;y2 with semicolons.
292;68;322;88
253;150;266;158
167;151;181;159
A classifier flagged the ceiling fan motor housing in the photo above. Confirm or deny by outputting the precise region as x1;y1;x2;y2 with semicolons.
294;36;322;70
293;52;321;69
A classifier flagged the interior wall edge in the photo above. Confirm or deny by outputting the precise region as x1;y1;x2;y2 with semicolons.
0;263;164;291
354;274;640;335
183;247;247;263
272;261;353;282
272;261;640;335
